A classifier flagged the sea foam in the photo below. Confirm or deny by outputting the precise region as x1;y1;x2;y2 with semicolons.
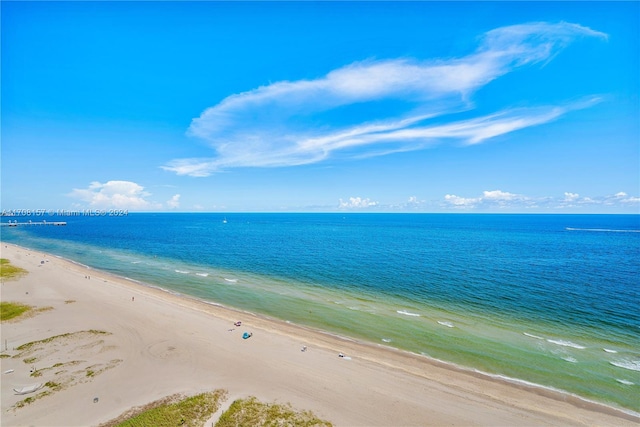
610;360;640;372
523;332;544;340
546;339;586;349
397;310;420;317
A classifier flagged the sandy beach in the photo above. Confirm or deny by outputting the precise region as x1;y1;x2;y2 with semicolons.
1;242;637;427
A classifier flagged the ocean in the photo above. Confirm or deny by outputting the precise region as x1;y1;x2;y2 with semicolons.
1;213;639;414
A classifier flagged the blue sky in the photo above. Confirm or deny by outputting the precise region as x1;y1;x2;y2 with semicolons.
2;1;638;213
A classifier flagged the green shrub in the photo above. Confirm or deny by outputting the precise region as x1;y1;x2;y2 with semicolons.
215;396;333;427
0;258;27;280
1;302;31;321
102;390;227;427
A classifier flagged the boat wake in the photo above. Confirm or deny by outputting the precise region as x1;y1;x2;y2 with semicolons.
566;227;640;233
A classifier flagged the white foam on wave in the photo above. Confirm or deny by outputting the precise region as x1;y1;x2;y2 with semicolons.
224;278;238;283
523;332;544;340
610;360;640;372
562;356;578;363
603;348;618;353
408;349;640;419
438;321;454;328
131;261;142;264
175;270;189;274
397;310;420;317
616;379;634;385
546;339;586;349
195;273;209;277
381;338;392;343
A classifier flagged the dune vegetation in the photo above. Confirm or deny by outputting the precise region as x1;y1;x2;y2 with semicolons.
0;301;32;322
100;391;332;427
0;258;27;280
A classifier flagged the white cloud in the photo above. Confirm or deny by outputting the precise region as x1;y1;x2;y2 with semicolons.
611;192;640;204
406;196;424;206
338;197;379;210
443;190;639;212
483;190;519;200
621;196;640;204
167;194;181;209
444;194;481;208
163;22;607;177
69;180;162;210
444;189;534;210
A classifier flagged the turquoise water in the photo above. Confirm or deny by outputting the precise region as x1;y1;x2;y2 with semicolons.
1;213;639;413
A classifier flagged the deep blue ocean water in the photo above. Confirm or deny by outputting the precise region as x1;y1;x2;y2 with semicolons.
2;213;639;413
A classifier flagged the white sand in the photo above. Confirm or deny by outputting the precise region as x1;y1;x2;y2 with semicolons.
1;243;637;427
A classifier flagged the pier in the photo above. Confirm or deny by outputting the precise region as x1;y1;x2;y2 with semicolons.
1;221;67;227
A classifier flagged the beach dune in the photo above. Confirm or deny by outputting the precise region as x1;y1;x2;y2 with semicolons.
1;243;637;426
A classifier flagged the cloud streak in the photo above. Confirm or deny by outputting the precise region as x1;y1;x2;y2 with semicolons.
163;22;607;177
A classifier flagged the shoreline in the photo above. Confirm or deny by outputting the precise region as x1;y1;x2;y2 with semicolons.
1;241;638;426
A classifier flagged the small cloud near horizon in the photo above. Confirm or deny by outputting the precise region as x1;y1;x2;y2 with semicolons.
338;197;380;210
442;190;640;211
69;180;179;211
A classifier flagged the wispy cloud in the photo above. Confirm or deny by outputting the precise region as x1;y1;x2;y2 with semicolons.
163;22;607;177
69;180;179;211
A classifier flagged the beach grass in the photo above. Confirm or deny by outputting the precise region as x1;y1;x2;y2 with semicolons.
0;301;32;321
216;396;333;427
100;392;333;427
101;390;227;427
14;330;109;352
0;258;27;280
